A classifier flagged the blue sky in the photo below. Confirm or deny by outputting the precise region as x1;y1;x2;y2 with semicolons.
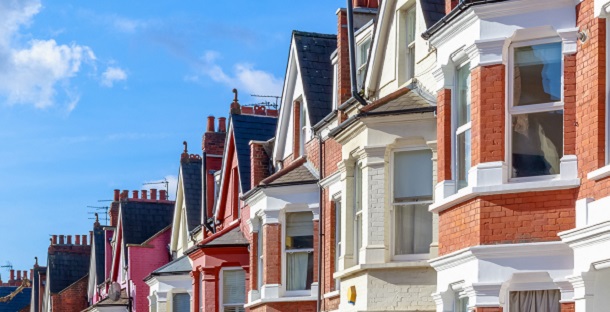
0;0;339;276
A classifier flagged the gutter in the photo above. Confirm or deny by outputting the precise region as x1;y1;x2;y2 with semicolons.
422;0;509;40
316;133;324;312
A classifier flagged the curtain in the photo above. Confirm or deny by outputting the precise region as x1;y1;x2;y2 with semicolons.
509;289;560;312
286;252;309;291
223;269;245;304
395;204;432;255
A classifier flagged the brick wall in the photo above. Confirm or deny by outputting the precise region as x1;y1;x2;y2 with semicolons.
250;300;316;312
439;189;576;255
262;224;281;285
251;142;271;189
561;302;575;312
51;276;88;312
337;10;351;105
437;89;452;182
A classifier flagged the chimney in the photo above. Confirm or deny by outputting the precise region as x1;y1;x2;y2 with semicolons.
446;0;459;14
230;89;241;114
30;270;33;280
218;117;227;132
82;234;87;245
132;190;139;199
59;235;65;245
207;116;216;132
67;235;72;245
141;190;148;200
113;189;120;201
75;235;81;245
10;270;14;281
22;271;26;280
52;235;58;245
150;189;157;201
17;271;21;280
159;190;167;201
353;0;378;8
121;190;128;200
251;141;271;189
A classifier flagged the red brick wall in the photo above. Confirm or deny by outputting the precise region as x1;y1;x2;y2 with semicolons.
250;300;316;312
51;276;88;312
337;10;351;105
437;89;452;182
564;54;577;156
445;0;459;14
561;302;575;312
439;189;576;255
470;65;505;166
262;224;281;285
251;142;271;189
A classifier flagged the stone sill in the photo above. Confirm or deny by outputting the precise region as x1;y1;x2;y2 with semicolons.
430;178;581;214
245;296;317;309
323;290;339;299
587;164;610;181
333;260;430;279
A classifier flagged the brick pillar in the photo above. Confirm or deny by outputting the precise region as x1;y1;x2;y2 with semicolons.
293;100;301;157
437;89;452;182
191;270;200;312
202;268;217;312
313;220;320;283
564;54;577;156
337;10;351;104
249;232;259;291
471;64;505;166
263;224;281;285
561;302;575;312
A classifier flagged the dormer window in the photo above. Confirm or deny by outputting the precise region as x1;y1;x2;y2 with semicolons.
300;103;308;156
357;37;371;89
405;5;416;81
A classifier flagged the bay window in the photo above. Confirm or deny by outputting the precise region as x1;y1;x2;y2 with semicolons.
405;5;416;81
393;149;433;258
353;164;363;264
257;221;264;290
221;268;246;312
285;212;314;292
454;296;469;312
508;289;560;312
172;293;190;312
455;63;471;190
509;40;563;178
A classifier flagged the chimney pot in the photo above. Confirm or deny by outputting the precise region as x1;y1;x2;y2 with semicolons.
10;270;14;281
132;190;139;199
141;190;148;200
52;235;58;245
159;190;167;201
89;232;93;246
150;189;157;201
67;235;72;245
218;117;227;132
121;190;128;200
75;235;81;245
59;235;65;245
30;270;33;281
16;271;21;280
113;189;120;201
207;116;216;132
22;271;26;280
82;234;87;245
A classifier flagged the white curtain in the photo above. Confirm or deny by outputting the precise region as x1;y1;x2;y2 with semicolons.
509;290;560;312
286;252;309;291
395;204;432;255
223;269;245;305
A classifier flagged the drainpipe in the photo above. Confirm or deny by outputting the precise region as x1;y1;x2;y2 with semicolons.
202;151;215;234
347;0;368;107
316;134;324;312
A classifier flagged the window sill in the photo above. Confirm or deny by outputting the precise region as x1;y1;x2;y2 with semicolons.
430;177;580;214
587;164;610;181
333;260;430;280
323;290;339;299
245;295;317;308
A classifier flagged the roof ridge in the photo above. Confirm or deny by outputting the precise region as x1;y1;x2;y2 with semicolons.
292;30;337;39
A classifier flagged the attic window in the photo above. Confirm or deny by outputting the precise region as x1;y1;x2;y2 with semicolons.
357;37;371;89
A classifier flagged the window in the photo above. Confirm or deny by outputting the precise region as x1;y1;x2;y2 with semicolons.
508;290;560;312
393;149;433;257
357;38;371;89
455;63;471;190
509;40;563;178
300;104;308;155
334;199;341;290
333;63;339;109
405;5;416;81
221;269;246;312
172;293;190;312
353;164;363;264
257;222;264;290
285;212;314;292
454;296;468;312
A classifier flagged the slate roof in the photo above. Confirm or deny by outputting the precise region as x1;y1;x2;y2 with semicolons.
48;250;90;294
0;287;31;312
231;114;278;193
92;226;105;285
121;201;174;246
203;226;248;247
150;256;192;276
266;163;318;185
293;31;337;125
180;160;202;232
420;0;446;28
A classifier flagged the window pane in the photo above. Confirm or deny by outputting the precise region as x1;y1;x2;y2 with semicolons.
456;297;469;312
223;270;245;304
513;42;562;106
457;64;471;127
286;252;313;291
286;212;313;249
394;150;433;201
355;213;362;264
199;274;204;311
354;166;363;213
406;7;416;45
172;293;190;312
334;200;341;290
457;129;471;190
509;290;560;312
395;204;433;255
224;307;246;312
512;111;563;177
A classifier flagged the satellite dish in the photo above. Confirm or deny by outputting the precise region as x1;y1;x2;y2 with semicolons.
109;282;121;301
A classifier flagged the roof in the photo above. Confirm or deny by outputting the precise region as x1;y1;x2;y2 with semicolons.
150;256;192;275
180;160;202;232
420;0;446;28
231;114;278;193
0;287;32;312
92;226;105;285
203;226;248;247
265;162;318;186
293;31;337;125
121;201;174;246
48;250;90;294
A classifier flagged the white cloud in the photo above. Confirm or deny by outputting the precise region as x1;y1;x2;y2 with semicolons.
0;0;95;109
192;50;283;99
101;66;127;87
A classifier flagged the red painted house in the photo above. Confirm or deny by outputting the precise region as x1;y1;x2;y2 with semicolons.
187;94;277;312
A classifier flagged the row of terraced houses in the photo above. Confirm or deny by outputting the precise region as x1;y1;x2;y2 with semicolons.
11;0;610;311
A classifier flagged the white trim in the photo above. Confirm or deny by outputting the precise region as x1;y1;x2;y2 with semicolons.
244;295;317;309
333;260;430;279
587;164;610;181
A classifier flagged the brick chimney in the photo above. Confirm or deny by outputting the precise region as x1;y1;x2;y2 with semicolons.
251;141;272;189
67;235;72;245
446;0;459;14
150;188;157;201
120;190;128;200
132;190;139;199
82;234;87;245
219;117;226;133
52;235;58;245
75;235;81;245
353;0;378;8
16;271;21;281
160;190;167;201
10;270;14;282
202;118;227;155
113;189;120;201
207;116;216;132
59;235;65;245
141;190;148;200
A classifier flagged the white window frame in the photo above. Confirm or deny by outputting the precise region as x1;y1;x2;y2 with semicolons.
356;36;372;89
353;162;363;265
506;37;564;182
453;61;472;192
405;5;416;81
219;267;246;312
300;103;308;155
390;146;433;261
332;61;339;110
333;194;342;291
281;210;314;297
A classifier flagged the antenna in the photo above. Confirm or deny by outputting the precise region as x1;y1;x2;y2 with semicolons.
0;262;12;271
143;178;169;195
87;205;109;225
250;94;281;110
